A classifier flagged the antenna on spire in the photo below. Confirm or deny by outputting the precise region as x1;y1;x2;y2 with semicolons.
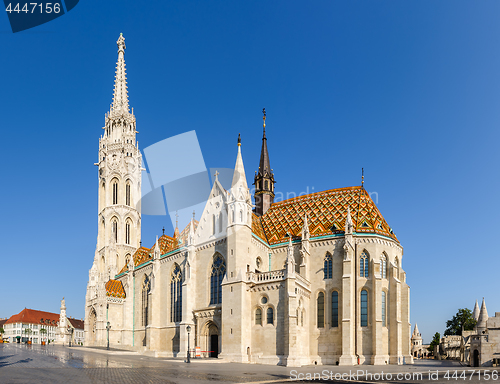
361;168;364;188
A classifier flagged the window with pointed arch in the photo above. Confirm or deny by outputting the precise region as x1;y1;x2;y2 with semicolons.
112;219;118;243
125;182;131;206
125;221;131;245
212;214;216;235
239;210;243;223
381;291;387;327
142;275;151;326
360;251;369;277
360;290;368;327
267;307;274;325
170;264;182;323
210;254;226;305
219;213;223;233
380;254;387;279
255;308;262;325
331;291;339;327
324;253;332;279
317;292;325;328
112;179;118;205
394;257;400;279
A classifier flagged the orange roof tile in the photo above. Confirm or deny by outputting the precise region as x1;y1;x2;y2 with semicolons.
259;186;398;245
5;308;59;327
105;280;126;299
252;213;268;242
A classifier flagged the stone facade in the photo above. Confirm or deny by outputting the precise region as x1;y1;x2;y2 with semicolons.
84;35;413;367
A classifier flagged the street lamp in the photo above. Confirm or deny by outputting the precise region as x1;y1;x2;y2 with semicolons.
106;322;111;350
186;325;191;363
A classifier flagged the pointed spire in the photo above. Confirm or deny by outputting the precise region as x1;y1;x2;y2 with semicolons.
111;33;129;113
173;212;180;239
413;323;420;336
258;109;271;178
477;297;489;330
473;300;480;322
188;217;195;246
232;134;249;192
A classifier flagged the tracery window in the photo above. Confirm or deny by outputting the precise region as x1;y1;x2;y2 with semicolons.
331;291;339;327
125;221;131;245
142;275;151;326
324;253;332;279
170;264;182;323
112;219;118;243
360;251;369;277
210;254;226;305
380;254;387;279
317;292;325;328
361;290;368;327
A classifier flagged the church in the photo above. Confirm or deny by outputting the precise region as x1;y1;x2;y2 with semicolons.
84;34;413;367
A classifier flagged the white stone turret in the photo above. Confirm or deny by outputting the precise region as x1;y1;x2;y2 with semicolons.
476;298;489;332
473;300;480;322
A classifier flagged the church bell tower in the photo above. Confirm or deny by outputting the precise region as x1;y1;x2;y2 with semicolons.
95;33;142;278
253;108;275;216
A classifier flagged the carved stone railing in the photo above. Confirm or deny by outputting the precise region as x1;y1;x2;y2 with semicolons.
247;269;285;283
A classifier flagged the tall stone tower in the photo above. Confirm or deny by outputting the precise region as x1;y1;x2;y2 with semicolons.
253;108;275;216
96;33;142;278
85;34;141;346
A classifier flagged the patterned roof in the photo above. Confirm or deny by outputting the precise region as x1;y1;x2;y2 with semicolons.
5;308;59;326
256;186;398;245
252;213;268;242
105;280;126;299
178;220;199;247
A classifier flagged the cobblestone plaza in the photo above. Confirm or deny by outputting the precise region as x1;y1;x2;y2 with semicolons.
1;343;499;383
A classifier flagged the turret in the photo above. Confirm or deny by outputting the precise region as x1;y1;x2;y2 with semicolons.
473;300;480;322
476;298;489;332
254;108;275;216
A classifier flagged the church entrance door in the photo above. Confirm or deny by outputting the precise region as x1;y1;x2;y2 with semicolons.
210;334;218;358
89;307;97;345
473;350;480;367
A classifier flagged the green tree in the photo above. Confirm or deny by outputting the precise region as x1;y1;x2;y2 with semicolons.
444;308;476;336
428;332;441;354
40;328;47;344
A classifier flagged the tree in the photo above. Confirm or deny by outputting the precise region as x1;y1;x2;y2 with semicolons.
428;332;441;354
40;328;47;344
444;308;476;336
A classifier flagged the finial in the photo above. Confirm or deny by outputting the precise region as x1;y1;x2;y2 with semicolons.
175;211;179;229
262;107;266;126
162;227;165;235
361;168;364;188
238;133;241;146
214;170;219;180
192;210;196;220
120;32;123;37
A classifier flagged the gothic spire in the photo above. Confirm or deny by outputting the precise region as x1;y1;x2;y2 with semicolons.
111;33;129;113
258;108;271;178
254;108;275;216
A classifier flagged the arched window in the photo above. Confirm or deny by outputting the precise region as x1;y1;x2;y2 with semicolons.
210;254;226;305
125;221;131;245
317;292;325;328
394;257;399;279
125;254;131;268
112;219;118;243
212;214;216;235
380;254;387;279
142;275;151;326
382;291;387;327
360;251;369;277
125;182;131;206
112;180;118;205
239;210;243;222
301;310;304;326
265;180;269;190
267;307;274;325
331;291;339;327
170;264;182;323
219;213;223;233
324;253;332;279
360;290;368;327
255;308;262;325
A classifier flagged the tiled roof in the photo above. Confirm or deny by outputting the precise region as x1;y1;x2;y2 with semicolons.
105;280;126;299
5;308;59;327
0;319;7;328
67;318;84;330
257;186;398;245
117;222;199;274
252;213;268;242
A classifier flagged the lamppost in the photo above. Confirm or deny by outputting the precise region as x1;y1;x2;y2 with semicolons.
106;322;111;350
186;325;191;363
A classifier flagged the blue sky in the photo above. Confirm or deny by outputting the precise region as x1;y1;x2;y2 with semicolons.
1;1;499;343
